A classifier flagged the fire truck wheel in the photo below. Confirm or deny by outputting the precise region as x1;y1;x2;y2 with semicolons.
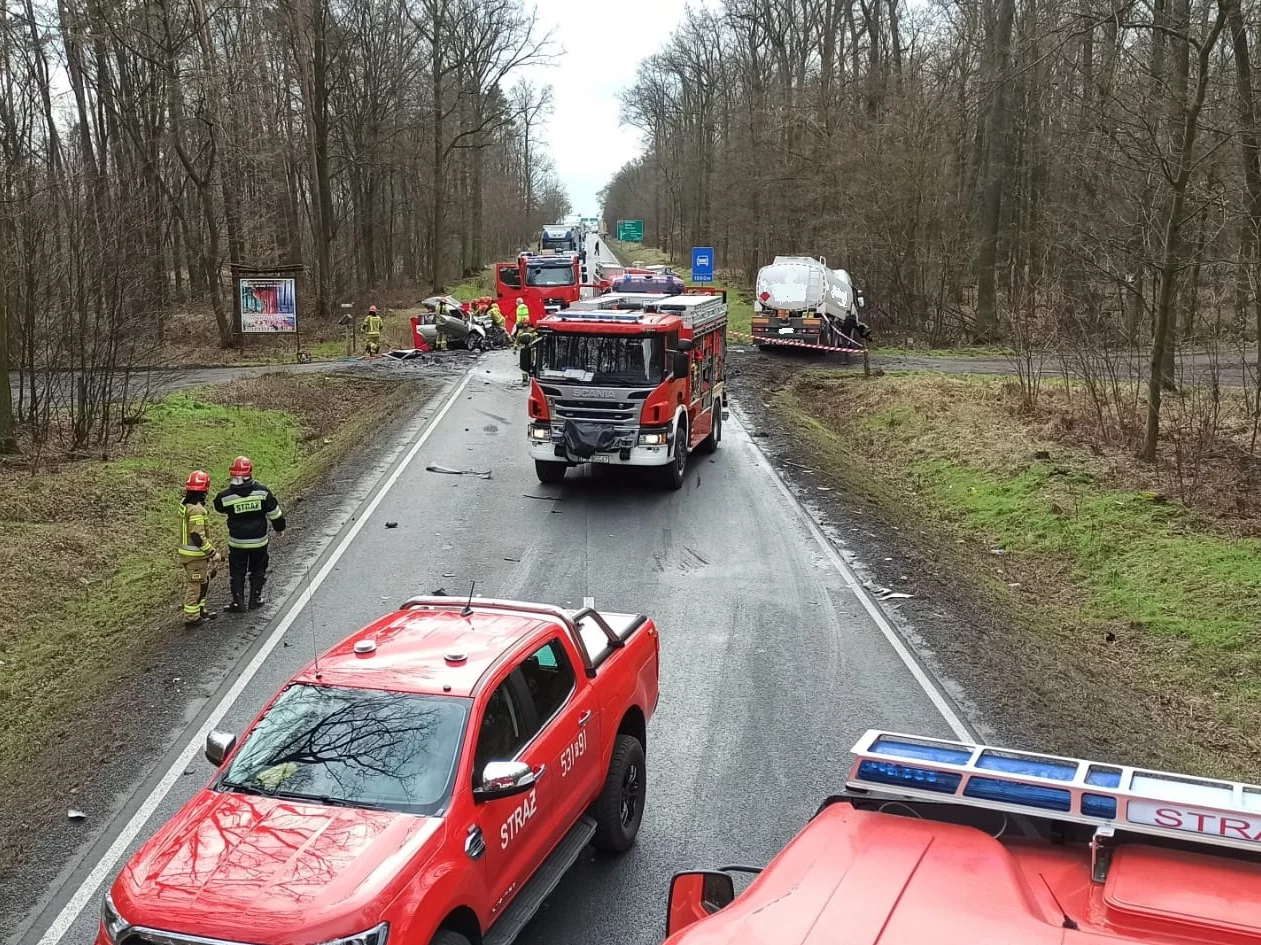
534;459;568;484
593;733;647;852
699;408;721;454
659;421;688;490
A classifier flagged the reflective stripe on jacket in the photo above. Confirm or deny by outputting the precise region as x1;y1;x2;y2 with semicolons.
363;314;383;334
179;502;214;558
214;481;284;549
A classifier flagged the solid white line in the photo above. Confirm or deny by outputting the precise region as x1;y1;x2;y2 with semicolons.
36;370;474;945
728;405;974;742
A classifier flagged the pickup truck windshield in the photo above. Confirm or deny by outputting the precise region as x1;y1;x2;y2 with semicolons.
527;263;577;287
536;333;665;386
219;684;469;815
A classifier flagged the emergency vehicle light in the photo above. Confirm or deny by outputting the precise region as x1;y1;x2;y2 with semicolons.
850;729;1261;856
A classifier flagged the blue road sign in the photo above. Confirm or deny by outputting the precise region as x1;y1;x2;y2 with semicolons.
691;246;715;283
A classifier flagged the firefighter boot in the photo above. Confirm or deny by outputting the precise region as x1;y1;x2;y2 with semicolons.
226;597;246;613
249;575;268;610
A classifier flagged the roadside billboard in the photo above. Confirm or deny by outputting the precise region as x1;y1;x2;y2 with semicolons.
239;277;297;333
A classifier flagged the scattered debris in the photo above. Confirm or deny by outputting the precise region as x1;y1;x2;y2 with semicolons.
443;572;455;578
503;556;521;562
68;809;86;821
385;521;399;528
426;463;492;479
817;486;832;492
990;548;1007;556
1033;449;1051;460
881;591;913;600
523;493;557;500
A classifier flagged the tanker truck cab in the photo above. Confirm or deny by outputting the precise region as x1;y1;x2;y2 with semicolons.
522;289;727;490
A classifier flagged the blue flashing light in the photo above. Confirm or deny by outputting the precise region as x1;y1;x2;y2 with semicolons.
871;737;972;766
1081;794;1118;819
976;750;1077;782
856;760;962;794
1086;765;1123;788
963;776;1072;812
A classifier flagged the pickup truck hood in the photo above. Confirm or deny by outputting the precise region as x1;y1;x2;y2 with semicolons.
113;789;443;943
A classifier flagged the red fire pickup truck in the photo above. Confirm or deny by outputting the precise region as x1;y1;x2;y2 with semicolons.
664;729;1261;945
98;597;660;945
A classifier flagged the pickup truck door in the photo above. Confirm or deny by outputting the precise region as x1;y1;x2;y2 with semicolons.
518;635;604;837
468;668;551;924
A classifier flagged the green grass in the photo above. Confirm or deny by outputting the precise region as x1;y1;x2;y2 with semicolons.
607;240;754;337
0;374;419;784
445;268;495;302
878;345;1017;359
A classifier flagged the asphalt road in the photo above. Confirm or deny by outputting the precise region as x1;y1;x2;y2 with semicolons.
13;234;968;945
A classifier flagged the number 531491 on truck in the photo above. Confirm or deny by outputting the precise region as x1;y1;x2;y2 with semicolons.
98;597;660;945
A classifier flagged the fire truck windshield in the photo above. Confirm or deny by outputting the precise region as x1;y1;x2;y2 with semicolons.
527;263;577;287
536;333;665;386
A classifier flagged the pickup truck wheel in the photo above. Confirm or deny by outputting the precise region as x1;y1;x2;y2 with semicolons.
593;733;646;852
429;931;471;945
535;459;567;484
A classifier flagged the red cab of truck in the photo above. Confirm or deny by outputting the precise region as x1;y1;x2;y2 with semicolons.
98;597;660;945
665;729;1261;945
495;252;585;326
522;288;729;490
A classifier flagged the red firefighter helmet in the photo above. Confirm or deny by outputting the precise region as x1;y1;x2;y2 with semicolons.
369;305;378;313
229;456;253;479
186;470;210;491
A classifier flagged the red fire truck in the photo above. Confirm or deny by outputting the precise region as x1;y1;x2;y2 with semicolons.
521;288;728;489
495;251;585;328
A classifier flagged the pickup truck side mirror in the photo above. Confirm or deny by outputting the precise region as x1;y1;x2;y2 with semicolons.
666;870;736;936
205;730;237;767
473;761;539;803
519;346;533;373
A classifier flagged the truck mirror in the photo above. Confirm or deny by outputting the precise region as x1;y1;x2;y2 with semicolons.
676;338;694;352
671;351;689;379
205;730;237;767
473;761;538;803
666;871;735;936
519;346;533;373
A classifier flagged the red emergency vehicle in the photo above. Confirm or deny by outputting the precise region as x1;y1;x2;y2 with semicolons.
521;288;728;489
665;729;1261;945
98;597;660;945
495;251;585;328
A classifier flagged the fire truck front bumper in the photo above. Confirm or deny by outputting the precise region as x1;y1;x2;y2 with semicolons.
527;423;675;467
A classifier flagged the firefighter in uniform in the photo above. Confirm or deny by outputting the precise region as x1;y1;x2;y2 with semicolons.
512;298;530;349
213;456;286;612
516;310;538;384
362;305;383;358
178;470;219;626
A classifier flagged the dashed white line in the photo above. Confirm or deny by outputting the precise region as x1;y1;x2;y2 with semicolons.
35;370;474;945
582;596;595;608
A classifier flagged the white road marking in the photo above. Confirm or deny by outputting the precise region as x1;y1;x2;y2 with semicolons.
35;370;475;945
582;596;595;608
728;405;974;742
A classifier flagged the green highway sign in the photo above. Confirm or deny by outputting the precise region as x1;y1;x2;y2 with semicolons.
617;219;644;242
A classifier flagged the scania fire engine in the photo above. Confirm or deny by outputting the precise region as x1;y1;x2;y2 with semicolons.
521;289;728;489
495;251;585;327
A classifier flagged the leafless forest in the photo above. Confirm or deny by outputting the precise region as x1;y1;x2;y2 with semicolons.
601;0;1261;453
0;0;568;453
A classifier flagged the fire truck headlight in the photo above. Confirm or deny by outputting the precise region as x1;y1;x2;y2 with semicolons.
529;425;551;442
639;431;668;446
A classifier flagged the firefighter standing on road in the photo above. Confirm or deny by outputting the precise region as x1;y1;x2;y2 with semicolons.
178;471;219;627
512;297;530;350
362;305;383;358
213;456;286;613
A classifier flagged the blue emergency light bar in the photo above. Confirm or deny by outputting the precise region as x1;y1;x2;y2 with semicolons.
849;730;1261;856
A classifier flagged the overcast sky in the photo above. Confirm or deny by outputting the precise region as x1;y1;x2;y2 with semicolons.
513;0;690;218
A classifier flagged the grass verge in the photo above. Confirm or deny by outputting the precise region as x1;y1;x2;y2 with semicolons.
777;370;1261;777
0;372;422;785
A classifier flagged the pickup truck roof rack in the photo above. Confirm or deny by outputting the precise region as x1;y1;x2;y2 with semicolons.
400;596;633;678
847;730;1261;873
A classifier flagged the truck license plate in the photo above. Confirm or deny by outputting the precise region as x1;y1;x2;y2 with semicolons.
779;327;794;334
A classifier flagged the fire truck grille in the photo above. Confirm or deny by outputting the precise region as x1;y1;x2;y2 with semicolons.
552;399;638;423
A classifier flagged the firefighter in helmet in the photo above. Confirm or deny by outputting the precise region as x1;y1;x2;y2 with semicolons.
512;297;530;349
178;470;219;626
213;456;286;612
362;305;383;358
